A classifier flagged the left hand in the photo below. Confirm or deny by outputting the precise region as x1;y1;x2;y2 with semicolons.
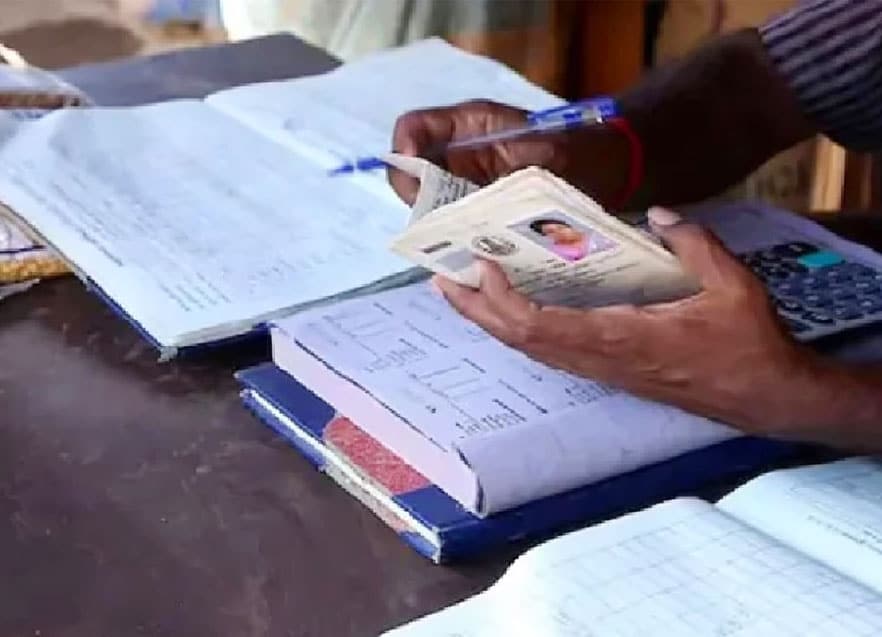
433;207;829;435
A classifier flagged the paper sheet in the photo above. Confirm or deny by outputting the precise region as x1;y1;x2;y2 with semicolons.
207;38;562;180
382;153;479;223
384;498;882;636
720;457;882;594
0;101;412;346
281;282;733;514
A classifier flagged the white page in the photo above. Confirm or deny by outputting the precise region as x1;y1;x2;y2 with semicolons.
0;101;411;348
279;282;733;514
206;38;563;184
384;497;882;636
719;457;882;594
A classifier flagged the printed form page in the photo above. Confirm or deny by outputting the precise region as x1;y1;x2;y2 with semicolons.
281;283;734;515
384;498;882;637
206;38;563;195
0;101;411;347
720;457;882;594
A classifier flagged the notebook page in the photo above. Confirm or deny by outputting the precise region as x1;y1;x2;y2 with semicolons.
279;282;733;515
206;38;562;181
0;100;411;347
719;457;882;594
384;498;882;637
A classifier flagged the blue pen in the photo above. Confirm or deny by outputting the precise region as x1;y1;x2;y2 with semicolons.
329;97;618;176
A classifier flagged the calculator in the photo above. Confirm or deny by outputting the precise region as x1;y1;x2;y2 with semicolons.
740;241;882;341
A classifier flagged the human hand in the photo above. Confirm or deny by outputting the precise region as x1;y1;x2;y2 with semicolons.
389;99;630;208
432;206;834;437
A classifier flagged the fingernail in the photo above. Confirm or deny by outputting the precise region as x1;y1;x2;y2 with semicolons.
647;206;682;227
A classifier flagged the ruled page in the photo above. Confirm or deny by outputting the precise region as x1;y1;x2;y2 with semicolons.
384;498;882;636
720;457;882;594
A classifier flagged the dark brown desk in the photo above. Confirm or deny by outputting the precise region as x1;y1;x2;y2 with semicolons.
1;36;882;637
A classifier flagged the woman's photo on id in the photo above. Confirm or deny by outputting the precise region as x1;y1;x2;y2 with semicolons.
515;213;617;262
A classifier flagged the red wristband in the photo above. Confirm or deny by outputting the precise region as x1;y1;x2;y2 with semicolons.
606;116;644;211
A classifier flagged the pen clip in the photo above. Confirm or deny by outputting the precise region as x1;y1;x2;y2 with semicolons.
527;97;618;127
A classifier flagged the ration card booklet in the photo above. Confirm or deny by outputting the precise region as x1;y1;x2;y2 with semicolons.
390;161;697;307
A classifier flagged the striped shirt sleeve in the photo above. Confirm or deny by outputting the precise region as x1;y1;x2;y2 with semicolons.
759;0;882;151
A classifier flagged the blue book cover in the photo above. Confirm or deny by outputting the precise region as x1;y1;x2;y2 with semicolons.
236;363;802;563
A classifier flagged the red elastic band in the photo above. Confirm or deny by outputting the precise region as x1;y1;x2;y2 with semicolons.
606;116;644;211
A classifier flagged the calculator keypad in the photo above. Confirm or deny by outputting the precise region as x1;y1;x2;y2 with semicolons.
740;242;882;339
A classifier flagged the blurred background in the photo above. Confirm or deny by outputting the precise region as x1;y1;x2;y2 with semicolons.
0;0;877;212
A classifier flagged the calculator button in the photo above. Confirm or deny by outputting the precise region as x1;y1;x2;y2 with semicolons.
832;306;864;321
784;317;811;333
774;281;802;296
800;276;820;287
858;297;882;312
773;242;816;257
801;311;834;324
842;264;875;278
776;298;803;313
802;293;834;308
832;289;857;302
782;262;808;275
798;250;845;269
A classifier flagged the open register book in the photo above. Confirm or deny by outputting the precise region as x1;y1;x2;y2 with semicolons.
0;39;561;356
384;457;882;636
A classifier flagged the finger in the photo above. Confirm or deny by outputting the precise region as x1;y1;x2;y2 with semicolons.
476;260;535;315
392;108;455;158
389;108;456;203
433;275;513;337
387;167;419;206
647;206;750;290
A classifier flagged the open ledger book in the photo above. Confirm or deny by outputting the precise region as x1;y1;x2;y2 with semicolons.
384;457;882;636
0;39;561;356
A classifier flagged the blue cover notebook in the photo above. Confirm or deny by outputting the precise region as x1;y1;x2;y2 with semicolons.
237;363;800;563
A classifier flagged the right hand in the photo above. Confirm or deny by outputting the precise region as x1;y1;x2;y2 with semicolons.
389;99;630;208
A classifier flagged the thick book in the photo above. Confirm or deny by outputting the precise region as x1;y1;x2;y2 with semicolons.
383;457;882;635
265;201;882;523
237;363;798;563
0;38;562;358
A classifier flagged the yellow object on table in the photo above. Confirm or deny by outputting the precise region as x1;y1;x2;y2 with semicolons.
0;43;81;294
0;214;69;284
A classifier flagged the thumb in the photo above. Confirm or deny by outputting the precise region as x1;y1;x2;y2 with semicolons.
647;206;744;289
